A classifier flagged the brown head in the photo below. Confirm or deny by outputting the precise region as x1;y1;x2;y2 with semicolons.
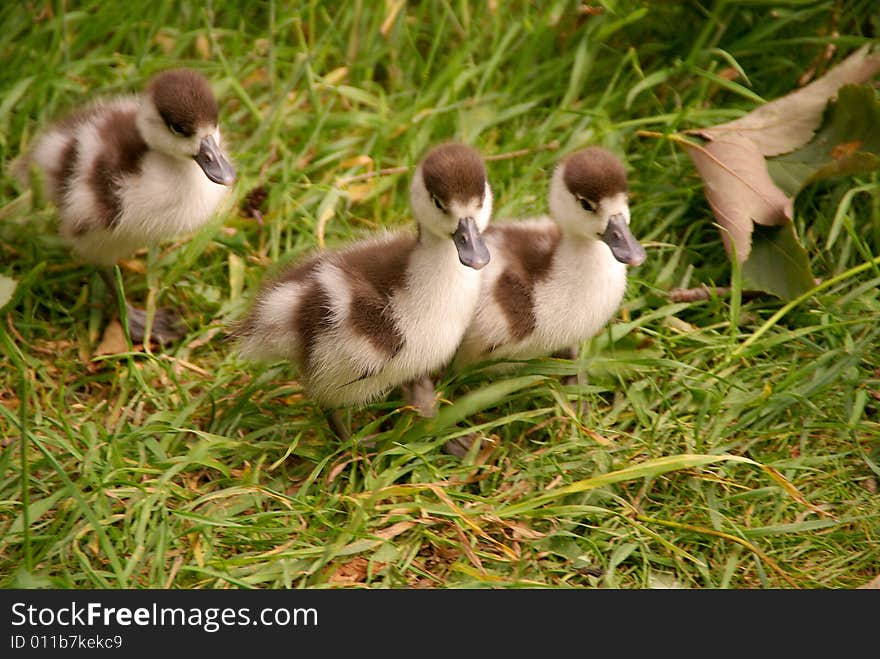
548;147;644;265
136;68;236;185
410;142;493;270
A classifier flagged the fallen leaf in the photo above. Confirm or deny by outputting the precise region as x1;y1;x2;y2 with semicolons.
0;274;17;311
186;326;222;351
329;557;386;584
648;572;687;589
240;185;268;224
340;155;374;170
859;574;880;589
676;48;880;299
345;181;376;203
374;521;416;540
322;67;348;86
767;85;880;196
692;45;880;156
578;5;605;16
741;223;815;301
154;30;176;55
241;68;268;88
504;521;545;541
195;34;210;60
119;258;147;274
94;320;128;356
683;134;793;261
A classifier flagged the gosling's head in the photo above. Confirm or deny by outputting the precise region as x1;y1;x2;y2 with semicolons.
549;147;645;266
136;68;236;186
409;142;492;270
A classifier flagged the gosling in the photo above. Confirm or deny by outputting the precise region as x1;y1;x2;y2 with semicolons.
14;68;236;343
235;142;493;439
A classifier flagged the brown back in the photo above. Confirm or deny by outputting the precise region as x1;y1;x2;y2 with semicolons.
89;107;149;227
489;222;561;340
335;234;416;359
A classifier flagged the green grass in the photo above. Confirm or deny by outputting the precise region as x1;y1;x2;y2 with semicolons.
1;0;878;589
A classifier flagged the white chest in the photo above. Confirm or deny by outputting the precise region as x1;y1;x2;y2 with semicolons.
118;153;228;242
394;243;482;367
497;239;627;360
305;240;483;407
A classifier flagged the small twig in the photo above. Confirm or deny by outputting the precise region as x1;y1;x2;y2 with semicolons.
7;313;30;348
159;354;210;377
797;7;839;87
669;286;732;303
316;205;335;250
484;140;560;162
335;141;561;186
668;285;766;303
379;0;406;38
337;165;408;186
637;130;705;147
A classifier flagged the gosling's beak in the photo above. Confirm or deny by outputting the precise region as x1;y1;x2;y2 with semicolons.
195;135;236;186
452;216;490;270
601;213;646;266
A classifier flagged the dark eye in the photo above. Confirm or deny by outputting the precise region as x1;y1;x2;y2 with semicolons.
167;121;186;136
431;195;446;212
578;197;598;212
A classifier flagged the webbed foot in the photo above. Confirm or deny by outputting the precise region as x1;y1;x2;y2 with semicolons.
124;304;186;344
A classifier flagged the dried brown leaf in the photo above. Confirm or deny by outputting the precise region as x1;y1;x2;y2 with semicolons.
93;320;128;356
345;181;376;203
240;185;268;224
322;67;348;86
195;34;210;60
683;134;793;261
329;557;375;584
859;574;880;589
154;31;175;54
693;45;880;156
451;523;485;575
119;258;147;274
374;520;416;540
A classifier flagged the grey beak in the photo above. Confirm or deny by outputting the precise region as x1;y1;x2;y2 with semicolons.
452;217;490;270
601;213;646;266
195;135;236;186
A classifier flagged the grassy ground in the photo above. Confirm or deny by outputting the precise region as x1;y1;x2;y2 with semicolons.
1;0;878;589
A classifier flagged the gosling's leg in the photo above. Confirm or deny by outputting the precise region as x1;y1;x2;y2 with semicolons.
400;375;477;459
401;374;476;457
100;267;185;344
400;374;438;418
553;345;580;387
325;408;351;442
554;344;589;418
442;434;481;459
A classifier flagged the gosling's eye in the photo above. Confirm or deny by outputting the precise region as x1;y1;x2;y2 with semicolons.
167;121;186;136
578;197;598;212
431;195;446;212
